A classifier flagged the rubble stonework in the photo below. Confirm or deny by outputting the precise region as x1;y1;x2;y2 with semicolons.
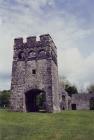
10;34;60;112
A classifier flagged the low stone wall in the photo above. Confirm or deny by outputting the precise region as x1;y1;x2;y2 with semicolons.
71;93;94;110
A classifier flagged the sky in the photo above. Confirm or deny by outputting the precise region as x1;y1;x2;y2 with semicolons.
0;0;94;91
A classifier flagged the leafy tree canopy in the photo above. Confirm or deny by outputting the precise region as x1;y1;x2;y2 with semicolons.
87;84;94;93
0;90;11;108
64;84;78;97
59;76;78;96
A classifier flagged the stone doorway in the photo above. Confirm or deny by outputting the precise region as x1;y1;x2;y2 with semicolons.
25;89;46;112
71;104;76;110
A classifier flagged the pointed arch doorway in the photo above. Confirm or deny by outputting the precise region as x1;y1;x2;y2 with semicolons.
25;89;46;112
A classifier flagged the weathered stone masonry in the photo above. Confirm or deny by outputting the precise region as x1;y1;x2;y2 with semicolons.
10;34;60;112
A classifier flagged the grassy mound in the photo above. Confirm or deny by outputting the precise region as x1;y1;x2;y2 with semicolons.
0;110;94;140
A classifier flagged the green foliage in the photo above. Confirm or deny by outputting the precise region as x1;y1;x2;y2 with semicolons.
90;97;94;110
0;90;11;108
0;110;94;140
87;84;94;93
36;93;46;111
65;84;78;97
59;76;78;96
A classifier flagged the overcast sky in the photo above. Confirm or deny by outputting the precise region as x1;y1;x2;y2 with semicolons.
0;0;94;91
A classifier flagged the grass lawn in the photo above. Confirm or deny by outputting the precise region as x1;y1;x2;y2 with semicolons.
0;110;94;140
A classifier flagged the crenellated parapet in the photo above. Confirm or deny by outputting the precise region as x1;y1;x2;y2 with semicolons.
14;34;55;48
13;34;57;65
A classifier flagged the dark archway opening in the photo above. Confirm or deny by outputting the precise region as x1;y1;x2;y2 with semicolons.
90;97;94;110
71;104;76;110
25;89;46;112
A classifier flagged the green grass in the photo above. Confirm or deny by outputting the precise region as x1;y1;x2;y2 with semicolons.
0;110;94;140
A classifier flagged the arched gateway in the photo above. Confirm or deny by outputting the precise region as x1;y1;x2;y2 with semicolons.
10;34;60;112
25;89;46;112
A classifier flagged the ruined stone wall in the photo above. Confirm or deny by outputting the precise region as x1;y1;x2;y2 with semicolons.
71;93;94;110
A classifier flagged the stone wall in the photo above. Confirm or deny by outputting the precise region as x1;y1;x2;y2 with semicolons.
71;93;94;110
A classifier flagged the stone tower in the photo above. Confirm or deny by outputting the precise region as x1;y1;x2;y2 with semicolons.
10;34;60;112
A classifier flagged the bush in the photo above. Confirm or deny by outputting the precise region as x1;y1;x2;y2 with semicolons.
0;90;11;108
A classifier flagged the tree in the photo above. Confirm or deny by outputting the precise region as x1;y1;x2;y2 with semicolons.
87;85;94;93
64;84;78;97
0;90;11;108
59;76;78;97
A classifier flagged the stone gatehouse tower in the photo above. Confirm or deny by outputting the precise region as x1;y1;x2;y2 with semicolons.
10;34;60;112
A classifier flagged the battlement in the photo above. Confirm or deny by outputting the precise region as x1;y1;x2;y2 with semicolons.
27;36;36;44
40;34;52;42
14;38;23;46
14;34;53;47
